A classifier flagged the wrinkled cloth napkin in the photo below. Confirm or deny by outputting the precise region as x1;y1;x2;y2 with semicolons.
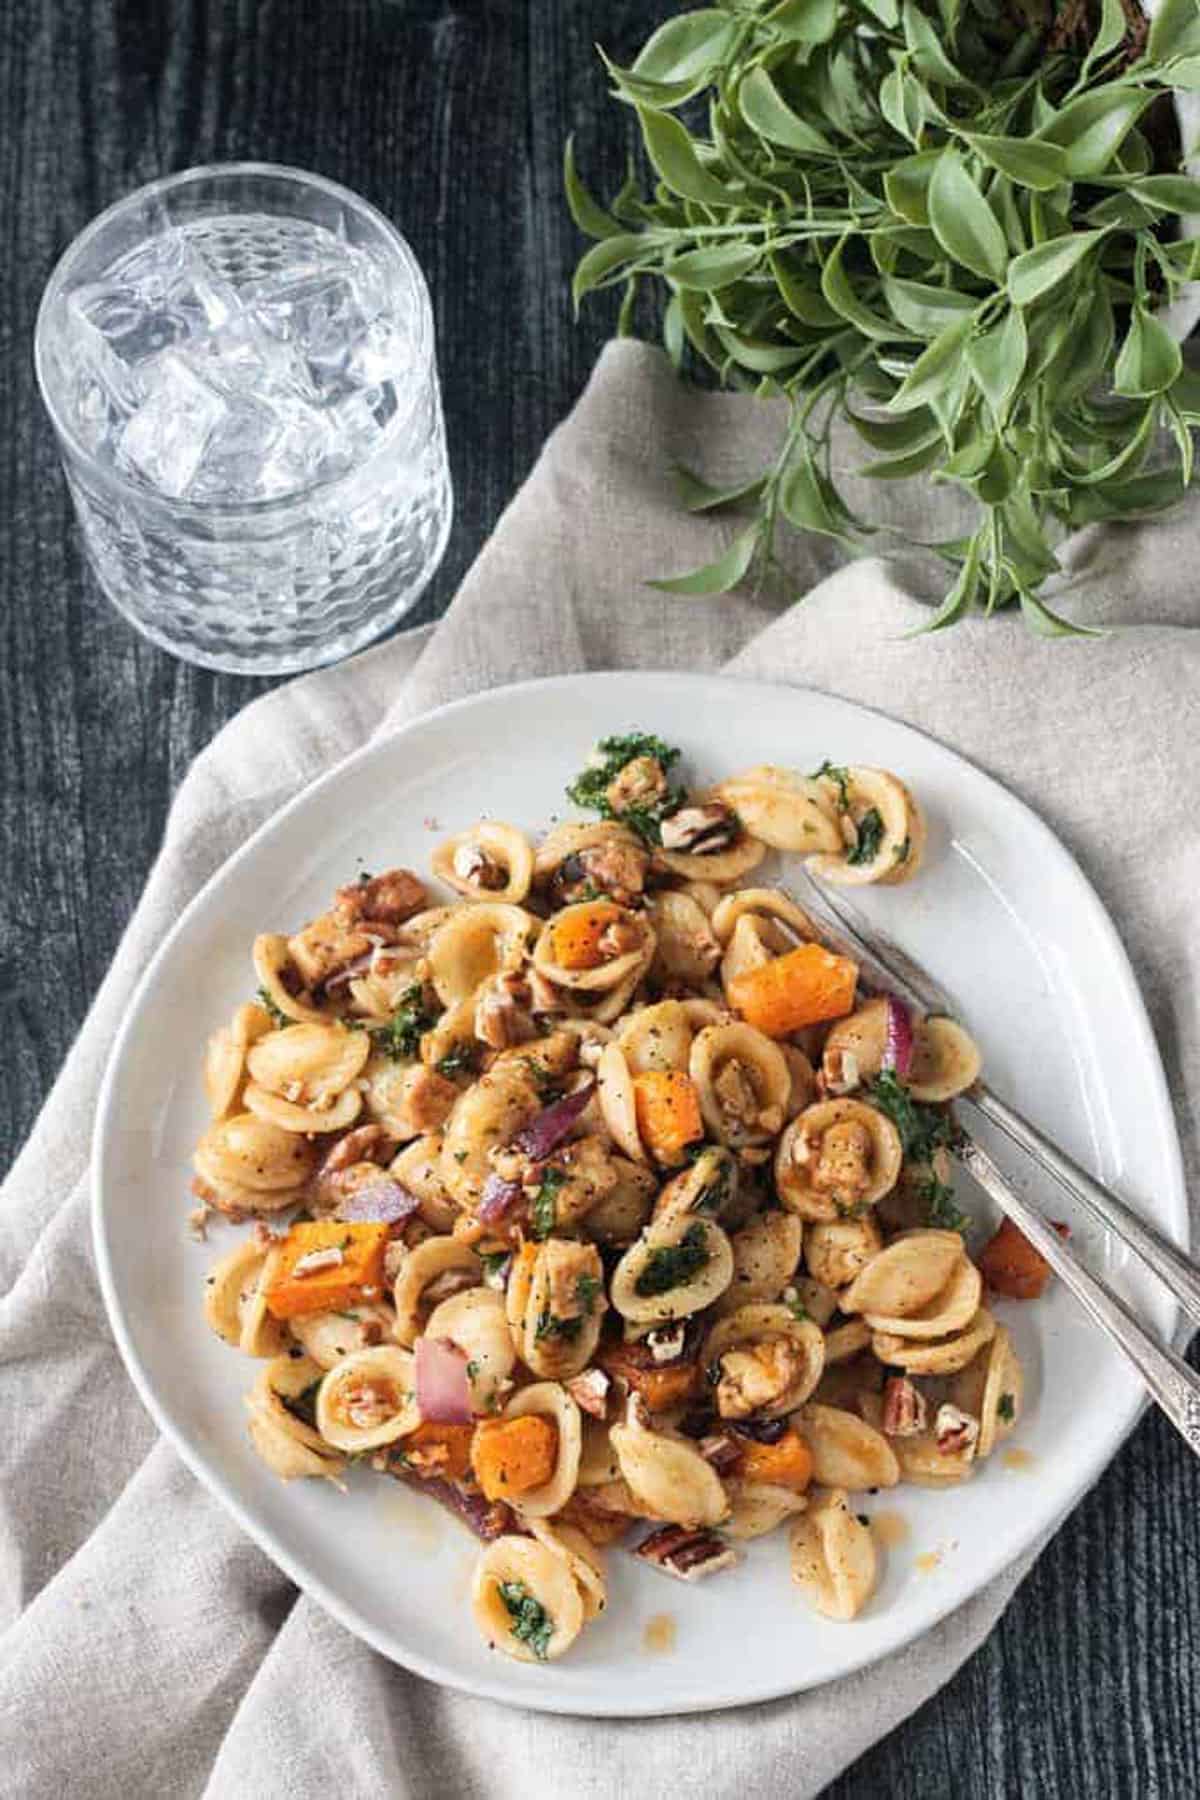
1;339;1197;1800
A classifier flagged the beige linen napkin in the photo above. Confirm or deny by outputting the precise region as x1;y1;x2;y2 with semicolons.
1;340;1196;1799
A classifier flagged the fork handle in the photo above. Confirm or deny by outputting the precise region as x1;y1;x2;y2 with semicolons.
967;1084;1200;1331
957;1134;1200;1460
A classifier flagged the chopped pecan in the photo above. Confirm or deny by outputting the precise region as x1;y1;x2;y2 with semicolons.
334;868;428;929
565;1367;611;1419
935;1403;980;1457
607;755;668;816
882;1375;928;1438
698;1432;743;1475
452;842;506;890
634;1524;738;1582
659;802;739;855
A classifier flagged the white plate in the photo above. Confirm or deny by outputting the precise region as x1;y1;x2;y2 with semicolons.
93;672;1186;1716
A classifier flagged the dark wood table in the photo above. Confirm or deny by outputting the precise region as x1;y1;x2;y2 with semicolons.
2;3;1196;1792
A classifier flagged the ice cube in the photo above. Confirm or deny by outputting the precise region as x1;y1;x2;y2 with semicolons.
252;393;335;498
186;391;285;503
117;351;227;498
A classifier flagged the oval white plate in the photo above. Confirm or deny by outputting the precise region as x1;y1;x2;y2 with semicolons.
94;672;1186;1716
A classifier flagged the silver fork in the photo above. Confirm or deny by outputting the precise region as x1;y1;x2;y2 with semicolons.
790;865;1200;1461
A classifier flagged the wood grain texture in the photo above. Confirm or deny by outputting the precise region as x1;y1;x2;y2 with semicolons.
0;4;1196;1794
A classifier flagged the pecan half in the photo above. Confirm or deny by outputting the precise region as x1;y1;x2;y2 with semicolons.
634;1524;738;1582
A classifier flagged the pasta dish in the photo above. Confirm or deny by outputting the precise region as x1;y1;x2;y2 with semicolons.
192;735;1049;1663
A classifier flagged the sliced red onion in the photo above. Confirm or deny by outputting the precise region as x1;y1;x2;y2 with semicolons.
478;1173;525;1225
396;1472;516;1541
882;995;915;1079
322;949;378;994
415;1335;473;1424
509;1079;596;1160
336;1180;421;1227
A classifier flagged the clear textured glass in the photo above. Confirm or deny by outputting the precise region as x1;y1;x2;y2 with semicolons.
35;164;452;675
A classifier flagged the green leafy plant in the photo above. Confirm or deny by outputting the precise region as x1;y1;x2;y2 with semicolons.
568;0;1200;634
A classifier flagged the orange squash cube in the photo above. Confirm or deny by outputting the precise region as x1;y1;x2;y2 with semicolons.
632;1069;705;1165
727;942;858;1037
265;1219;389;1320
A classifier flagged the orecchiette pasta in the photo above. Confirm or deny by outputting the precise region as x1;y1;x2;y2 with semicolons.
191;730;1039;1665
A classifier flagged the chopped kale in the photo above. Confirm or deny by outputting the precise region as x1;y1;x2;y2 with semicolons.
634;1222;709;1297
280;1379;322;1432
575;1273;602;1312
811;760;851;810
845;806;885;867
997;1392;1016;1422
530;1165;568;1239
922;1174;969;1235
498;1580;554;1660
369;983;440;1060
436;1042;479;1080
479;1250;511;1282
533;1309;585;1344
255;986;290;1028
565;730;686;847
787;1293;809;1322
867;1070;957;1166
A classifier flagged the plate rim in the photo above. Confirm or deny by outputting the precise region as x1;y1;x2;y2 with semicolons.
91;669;1188;1716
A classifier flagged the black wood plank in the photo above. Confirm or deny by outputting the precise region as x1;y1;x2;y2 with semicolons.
1;5;1196;1795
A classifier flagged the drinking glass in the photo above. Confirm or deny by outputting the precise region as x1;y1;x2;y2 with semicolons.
35;164;453;674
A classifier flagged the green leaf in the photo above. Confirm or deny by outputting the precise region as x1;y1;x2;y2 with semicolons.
1163;52;1200;86
766;0;840;40
1046;283;1114;404
1169;363;1200;420
887;314;974;412
967;307;1028;419
964;134;1069;191
1149;0;1200;61
714;326;812;373
1007;230;1107;305
780;445;846;536
667;243;762;290
633;9;737;81
598;51;710;110
739;66;834;155
1018;589;1107;638
1079;0;1128;84
648;523;762;594
821;236;914;340
1070;402;1158;484
929;150;1009;282
572;233;646;310
563;138;623;240
636;107;737;205
1037;90;1151;178
903;1;974;87
860;438;947;478
1165;398;1196;488
883;275;979;336
884;151;940;224
858;0;901;25
672;465;767;512
1124;174;1200;213
663;292;685;370
907;533;982;634
847;405;941;451
880;66;926;147
1113;306;1183;397
772;253;842;325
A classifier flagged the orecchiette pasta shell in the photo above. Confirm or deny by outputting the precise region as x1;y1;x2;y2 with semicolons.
610;1215;735;1325
710;886;820;948
203;1028;246;1121
861;1254;982;1340
245;1400;343;1481
871;1307;996;1377
432;822;534;904
528;1520;607;1621
648;892;721;987
316;1345;419;1451
244;1081;362;1135
360;1058;454;1142
428;904;536;1007
975;1324;1024;1460
807;768;924;888
774;1099;903;1220
596;1041;645;1164
823;1319;872;1365
585;1156;657;1246
782;1044;817;1118
792;1274;839;1329
515;1241;605;1382
702;1303;826;1416
347;948;427;1024
194;1112;319;1193
839;1230;964;1319
290;1304;398;1371
716;1211;803;1315
691;1021;791;1148
679;879;722;917
655;831;766;886
906;1017;982;1104
804;1217;884;1290
533;819;644;885
419;996;478;1074
252;933;326;1024
426;1286;516;1412
723;1479;809;1540
717;768;844;854
244;1353;344;1479
790;1488;878;1621
533;903;655;994
798;1403;900;1491
502;1382;583;1519
392;1237;483;1345
821;999;891;1092
471;1535;585;1663
439;1064;542;1209
203;1239;286;1358
609;1405;728;1528
890;1427;977;1487
653;1146;740;1229
246;1022;370;1104
389;1134;458;1233
578;1417;622;1488
719;913;781;993
616;1000;694;1076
